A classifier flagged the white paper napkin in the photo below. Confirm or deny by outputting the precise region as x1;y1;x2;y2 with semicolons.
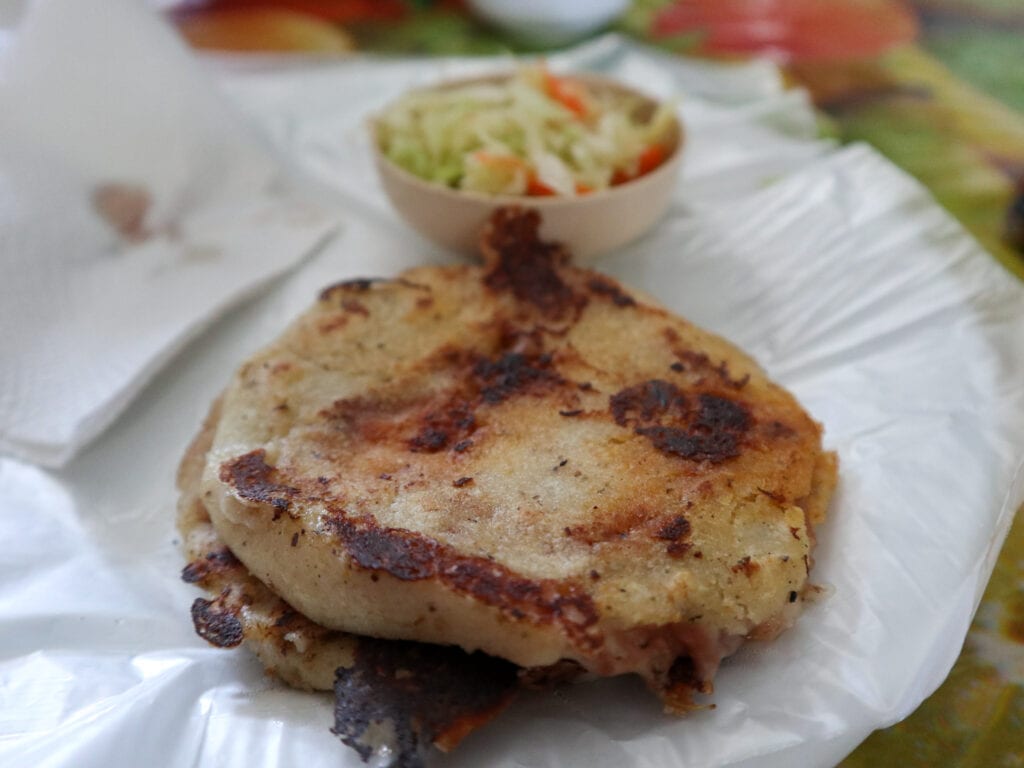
0;0;340;467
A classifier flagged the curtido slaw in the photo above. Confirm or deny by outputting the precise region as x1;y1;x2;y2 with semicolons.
376;66;677;197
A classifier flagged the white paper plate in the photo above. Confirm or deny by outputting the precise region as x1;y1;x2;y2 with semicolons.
2;37;1023;768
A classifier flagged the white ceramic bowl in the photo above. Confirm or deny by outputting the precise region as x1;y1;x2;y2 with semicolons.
371;73;683;262
466;0;629;47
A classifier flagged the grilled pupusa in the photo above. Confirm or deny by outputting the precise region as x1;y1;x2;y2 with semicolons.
179;208;836;758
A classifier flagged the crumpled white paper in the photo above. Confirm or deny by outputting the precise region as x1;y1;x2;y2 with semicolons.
1;23;1023;768
0;0;340;467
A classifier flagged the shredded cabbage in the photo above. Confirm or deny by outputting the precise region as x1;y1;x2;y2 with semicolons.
376;66;676;197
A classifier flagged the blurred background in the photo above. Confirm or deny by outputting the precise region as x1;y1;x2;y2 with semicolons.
7;0;1014;275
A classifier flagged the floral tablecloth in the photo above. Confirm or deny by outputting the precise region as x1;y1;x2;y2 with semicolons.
168;1;1024;763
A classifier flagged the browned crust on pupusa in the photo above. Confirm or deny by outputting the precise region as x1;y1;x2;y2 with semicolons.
176;402;358;691
197;208;837;709
176;402;519;756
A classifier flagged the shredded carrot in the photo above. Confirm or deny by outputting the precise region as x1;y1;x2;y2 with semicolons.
636;144;667;176
543;71;590;119
611;144;667;186
527;176;596;196
526;175;558;196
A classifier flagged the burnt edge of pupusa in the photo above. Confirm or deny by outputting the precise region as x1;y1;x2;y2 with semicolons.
332;639;519;767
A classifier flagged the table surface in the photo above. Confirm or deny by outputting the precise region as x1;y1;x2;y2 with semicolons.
165;1;1024;763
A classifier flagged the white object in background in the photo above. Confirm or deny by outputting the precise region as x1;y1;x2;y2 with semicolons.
0;0;340;467
466;0;629;46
